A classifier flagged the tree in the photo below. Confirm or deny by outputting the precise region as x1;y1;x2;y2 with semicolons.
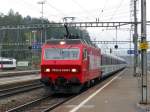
0;9;91;60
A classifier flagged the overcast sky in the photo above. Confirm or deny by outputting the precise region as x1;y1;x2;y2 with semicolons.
0;0;135;21
0;0;150;54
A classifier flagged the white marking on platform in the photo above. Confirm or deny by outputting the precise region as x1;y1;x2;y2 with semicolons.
67;105;95;109
70;70;125;112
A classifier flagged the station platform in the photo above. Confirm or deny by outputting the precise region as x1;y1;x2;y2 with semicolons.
52;68;147;112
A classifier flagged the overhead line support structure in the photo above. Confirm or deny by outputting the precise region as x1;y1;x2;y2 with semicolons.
140;0;148;104
133;0;138;76
38;1;46;44
0;22;141;30
0;21;150;30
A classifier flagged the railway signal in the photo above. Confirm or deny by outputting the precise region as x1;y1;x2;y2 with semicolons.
114;45;118;49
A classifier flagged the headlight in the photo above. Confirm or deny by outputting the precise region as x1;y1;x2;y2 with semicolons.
60;41;66;45
45;68;50;72
71;68;77;73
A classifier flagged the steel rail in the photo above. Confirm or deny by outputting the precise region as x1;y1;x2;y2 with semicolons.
6;68;126;112
6;96;50;112
6;95;75;112
0;70;40;78
42;96;75;112
0;82;43;98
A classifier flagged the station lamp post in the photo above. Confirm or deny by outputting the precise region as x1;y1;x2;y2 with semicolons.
37;1;46;44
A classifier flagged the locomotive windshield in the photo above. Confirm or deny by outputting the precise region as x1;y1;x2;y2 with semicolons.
44;48;80;60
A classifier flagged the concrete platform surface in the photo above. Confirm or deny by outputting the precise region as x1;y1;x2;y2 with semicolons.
52;68;148;112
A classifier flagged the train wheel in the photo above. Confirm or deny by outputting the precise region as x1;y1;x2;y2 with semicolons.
99;76;101;80
86;81;91;88
95;77;101;84
91;80;95;85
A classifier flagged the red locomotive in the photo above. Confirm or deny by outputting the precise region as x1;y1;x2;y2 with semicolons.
41;39;101;93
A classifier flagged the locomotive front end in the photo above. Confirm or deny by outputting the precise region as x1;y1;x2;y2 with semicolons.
41;40;83;93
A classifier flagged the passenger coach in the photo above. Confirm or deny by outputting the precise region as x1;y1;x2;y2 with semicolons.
0;57;16;70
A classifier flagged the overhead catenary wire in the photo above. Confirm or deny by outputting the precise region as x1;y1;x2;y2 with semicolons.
109;0;125;21
70;0;129;22
70;7;129;22
14;0;63;20
65;9;130;22
70;0;96;20
99;0;110;21
1;0;132;23
66;1;130;22
13;0;131;22
46;1;67;17
65;2;129;16
12;0;40;16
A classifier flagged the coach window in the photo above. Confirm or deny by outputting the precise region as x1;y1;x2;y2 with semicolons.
83;49;87;60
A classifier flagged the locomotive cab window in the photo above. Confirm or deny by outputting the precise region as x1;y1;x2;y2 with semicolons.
83;49;87;60
44;48;80;60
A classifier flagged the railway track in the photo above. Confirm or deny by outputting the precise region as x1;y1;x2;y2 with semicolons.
5;78;105;112
6;95;75;112
0;82;44;98
4;70;125;112
0;70;40;78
